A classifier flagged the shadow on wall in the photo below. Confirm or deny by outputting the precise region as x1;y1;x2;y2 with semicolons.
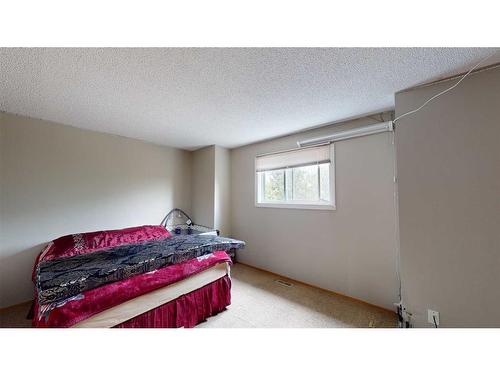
0;243;46;307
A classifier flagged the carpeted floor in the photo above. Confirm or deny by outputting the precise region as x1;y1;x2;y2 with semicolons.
0;263;397;328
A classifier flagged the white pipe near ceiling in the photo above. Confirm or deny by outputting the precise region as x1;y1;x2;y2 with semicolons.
297;121;394;147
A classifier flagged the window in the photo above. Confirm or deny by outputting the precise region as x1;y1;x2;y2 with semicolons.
255;144;335;209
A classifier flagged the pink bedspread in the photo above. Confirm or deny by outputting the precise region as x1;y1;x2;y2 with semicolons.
33;250;231;327
32;225;171;282
39;225;170;262
115;275;231;328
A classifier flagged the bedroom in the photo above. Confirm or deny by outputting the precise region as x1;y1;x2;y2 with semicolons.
1;1;499;373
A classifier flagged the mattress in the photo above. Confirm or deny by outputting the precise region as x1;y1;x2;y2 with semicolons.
72;261;230;328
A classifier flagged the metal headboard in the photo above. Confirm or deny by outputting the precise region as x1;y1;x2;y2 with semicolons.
160;208;217;234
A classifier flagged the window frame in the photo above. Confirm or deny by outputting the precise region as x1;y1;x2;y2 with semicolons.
254;144;336;210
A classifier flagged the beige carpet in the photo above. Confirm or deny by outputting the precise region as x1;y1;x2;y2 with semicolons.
198;263;397;328
0;263;397;328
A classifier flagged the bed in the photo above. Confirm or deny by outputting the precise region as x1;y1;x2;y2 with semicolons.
32;222;244;328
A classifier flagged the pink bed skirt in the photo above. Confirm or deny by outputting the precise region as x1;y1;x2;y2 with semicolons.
114;275;231;328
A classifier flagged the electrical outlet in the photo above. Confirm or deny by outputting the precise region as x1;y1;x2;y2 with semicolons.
428;309;440;327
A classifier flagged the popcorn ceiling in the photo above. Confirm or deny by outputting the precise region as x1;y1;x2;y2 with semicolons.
1;48;496;150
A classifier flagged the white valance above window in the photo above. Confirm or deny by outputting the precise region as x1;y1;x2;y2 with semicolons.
255;144;330;172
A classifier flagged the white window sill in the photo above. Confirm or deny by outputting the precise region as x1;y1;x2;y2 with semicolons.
255;202;336;211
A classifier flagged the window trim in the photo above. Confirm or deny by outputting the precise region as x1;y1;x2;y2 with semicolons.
254;144;336;210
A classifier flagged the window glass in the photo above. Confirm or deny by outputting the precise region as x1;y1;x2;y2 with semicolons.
292;164;319;201
255;145;334;209
263;169;285;202
319;163;330;202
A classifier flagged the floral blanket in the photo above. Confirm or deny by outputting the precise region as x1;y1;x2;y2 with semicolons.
33;251;232;327
35;234;245;305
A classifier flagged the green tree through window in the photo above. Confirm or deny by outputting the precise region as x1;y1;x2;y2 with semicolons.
259;162;331;204
263;170;285;201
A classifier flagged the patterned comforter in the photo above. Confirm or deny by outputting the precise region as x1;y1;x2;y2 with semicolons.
36;234;245;305
34;251;232;327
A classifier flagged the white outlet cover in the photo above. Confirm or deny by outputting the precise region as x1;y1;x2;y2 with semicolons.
428;309;440;326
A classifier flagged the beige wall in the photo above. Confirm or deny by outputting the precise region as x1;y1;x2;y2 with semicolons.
214;146;231;236
191;146;216;228
395;67;500;327
230;113;399;310
0;113;192;308
191;145;232;235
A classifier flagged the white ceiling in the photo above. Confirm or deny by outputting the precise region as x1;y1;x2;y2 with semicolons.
1;48;497;150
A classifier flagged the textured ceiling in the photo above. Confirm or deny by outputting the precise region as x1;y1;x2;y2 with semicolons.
1;48;497;150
